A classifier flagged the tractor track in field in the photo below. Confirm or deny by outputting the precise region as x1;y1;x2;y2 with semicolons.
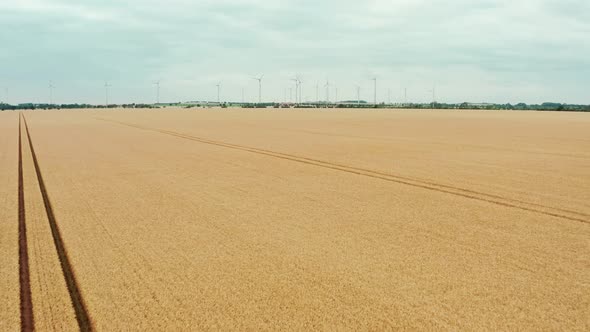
22;115;93;332
18;113;34;332
97;118;589;225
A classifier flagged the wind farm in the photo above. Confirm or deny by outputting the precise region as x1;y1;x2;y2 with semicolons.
1;72;588;111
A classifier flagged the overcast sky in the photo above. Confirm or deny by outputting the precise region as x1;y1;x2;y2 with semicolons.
1;0;589;104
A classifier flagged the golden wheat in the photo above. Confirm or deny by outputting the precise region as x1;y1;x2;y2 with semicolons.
4;108;589;330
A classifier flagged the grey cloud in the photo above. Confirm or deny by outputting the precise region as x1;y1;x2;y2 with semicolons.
1;0;589;104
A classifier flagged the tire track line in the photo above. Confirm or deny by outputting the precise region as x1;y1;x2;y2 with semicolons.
97;118;590;225
18;113;34;332
197;127;589;218
22;115;93;332
194;127;590;218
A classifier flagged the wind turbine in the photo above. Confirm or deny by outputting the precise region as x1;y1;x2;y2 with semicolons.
291;78;297;103
297;78;303;104
325;80;330;104
432;84;436;104
153;80;161;104
291;76;302;104
216;82;221;104
2;87;8;104
404;88;408;105
315;82;319;103
252;74;264;104
104;81;112;107
355;85;361;105
428;84;436;105
388;88;391;105
48;81;55;105
370;77;377;105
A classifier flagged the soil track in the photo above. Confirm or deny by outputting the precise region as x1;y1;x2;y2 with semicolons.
18;114;34;331
22;115;93;332
98;117;590;225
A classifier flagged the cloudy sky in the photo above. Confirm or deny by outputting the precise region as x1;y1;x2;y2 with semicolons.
1;0;589;104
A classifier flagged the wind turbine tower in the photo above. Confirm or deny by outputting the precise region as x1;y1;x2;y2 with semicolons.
216;82;221;104
315;83;319;103
428;84;436;105
371;78;377;105
252;74;264;104
48;81;55;105
388;88;391;104
355;85;361;105
298;79;303;104
153;80;161;104
433;84;436;104
291;77;302;104
104;81;112;107
404;88;407;105
291;78;298;103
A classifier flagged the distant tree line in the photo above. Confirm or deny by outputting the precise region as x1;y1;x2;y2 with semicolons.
0;103;158;111
1;102;589;112
452;102;590;112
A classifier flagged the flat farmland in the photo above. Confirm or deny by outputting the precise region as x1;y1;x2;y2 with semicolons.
1;108;589;330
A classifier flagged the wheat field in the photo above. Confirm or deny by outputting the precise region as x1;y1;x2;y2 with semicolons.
1;108;589;330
